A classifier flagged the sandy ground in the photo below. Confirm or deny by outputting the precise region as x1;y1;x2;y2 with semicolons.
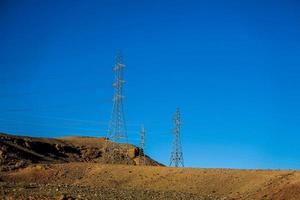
1;163;300;200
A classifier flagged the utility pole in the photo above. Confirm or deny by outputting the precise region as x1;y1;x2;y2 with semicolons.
106;50;128;162
170;108;184;167
140;124;146;165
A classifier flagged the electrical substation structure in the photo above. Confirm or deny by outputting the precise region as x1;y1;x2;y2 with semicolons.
106;51;128;163
139;124;146;165
170;108;184;167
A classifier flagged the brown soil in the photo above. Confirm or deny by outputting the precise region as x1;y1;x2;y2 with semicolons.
1;133;300;200
1;163;300;200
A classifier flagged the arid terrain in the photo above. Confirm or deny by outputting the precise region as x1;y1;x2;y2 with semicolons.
1;133;300;200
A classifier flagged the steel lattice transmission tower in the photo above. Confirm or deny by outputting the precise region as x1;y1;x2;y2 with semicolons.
139;124;146;165
170;108;184;167
106;51;128;162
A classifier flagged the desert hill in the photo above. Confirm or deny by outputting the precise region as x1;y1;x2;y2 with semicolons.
0;133;161;171
1;133;300;200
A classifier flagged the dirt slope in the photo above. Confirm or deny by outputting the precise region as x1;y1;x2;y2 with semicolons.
0;133;161;171
1;163;300;200
1;133;300;200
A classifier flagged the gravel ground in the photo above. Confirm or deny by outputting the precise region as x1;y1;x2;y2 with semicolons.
0;182;223;200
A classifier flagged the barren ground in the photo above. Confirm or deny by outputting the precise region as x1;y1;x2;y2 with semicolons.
1;163;300;200
1;133;300;200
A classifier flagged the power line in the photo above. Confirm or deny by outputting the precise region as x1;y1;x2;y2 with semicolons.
0;112;143;127
0;117;147;135
0;80;112;98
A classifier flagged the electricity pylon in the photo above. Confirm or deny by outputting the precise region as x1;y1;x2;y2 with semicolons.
170;108;184;167
106;50;128;163
139;124;146;165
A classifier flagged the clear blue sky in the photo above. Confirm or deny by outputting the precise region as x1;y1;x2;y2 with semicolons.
1;0;300;169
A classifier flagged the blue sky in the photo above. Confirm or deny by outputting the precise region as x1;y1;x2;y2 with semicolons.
1;0;300;169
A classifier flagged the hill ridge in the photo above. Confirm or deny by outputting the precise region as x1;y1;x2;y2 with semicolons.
0;132;162;171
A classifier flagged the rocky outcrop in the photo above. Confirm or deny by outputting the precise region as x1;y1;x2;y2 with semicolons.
0;133;162;171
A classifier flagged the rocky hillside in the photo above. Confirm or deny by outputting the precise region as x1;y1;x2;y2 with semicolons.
0;133;162;171
1;133;300;200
